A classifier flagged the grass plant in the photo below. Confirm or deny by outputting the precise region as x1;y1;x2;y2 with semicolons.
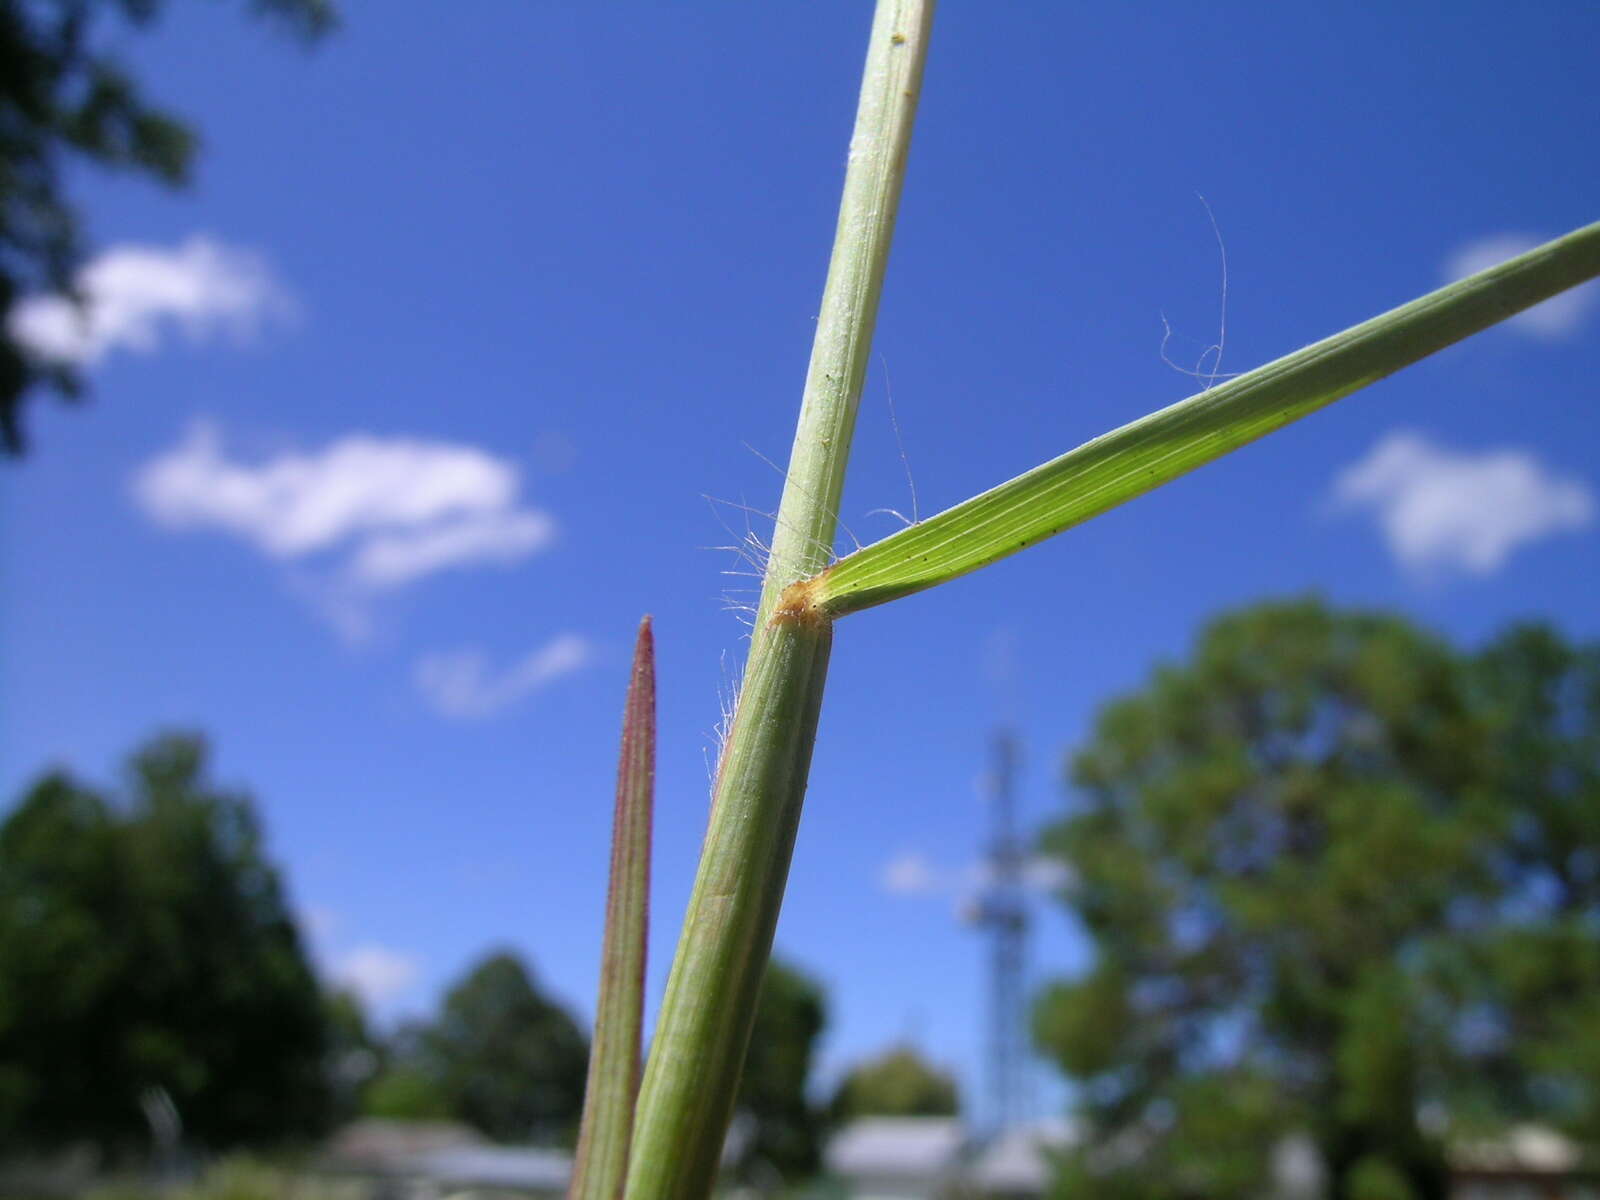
569;619;655;1200
564;3;1600;1198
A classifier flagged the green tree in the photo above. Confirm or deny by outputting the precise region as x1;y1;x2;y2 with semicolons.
730;958;829;1184
324;988;382;1125
424;951;588;1144
0;0;333;455
1459;625;1600;1143
358;1019;450;1121
828;1046;959;1121
363;1066;452;1122
0;772;123;1144
1033;600;1600;1200
0;733;330;1153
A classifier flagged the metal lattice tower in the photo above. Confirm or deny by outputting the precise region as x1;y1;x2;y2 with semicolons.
973;729;1031;1132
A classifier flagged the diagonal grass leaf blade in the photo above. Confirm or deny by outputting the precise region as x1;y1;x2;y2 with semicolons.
780;220;1600;623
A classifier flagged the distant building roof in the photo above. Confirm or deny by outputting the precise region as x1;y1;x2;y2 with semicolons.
324;1118;487;1169
1269;1132;1326;1200
1451;1124;1587;1175
818;1116;1595;1199
405;1145;572;1192
322;1121;572;1194
968;1119;1078;1195
826;1117;967;1183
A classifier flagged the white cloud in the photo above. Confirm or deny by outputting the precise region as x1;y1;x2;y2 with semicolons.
1444;233;1599;339
348;509;554;588
298;908;420;1013
881;850;943;896
963;855;1073;896
299;905;340;944
1332;431;1593;574
880;849;1070;901
134;421;556;591
1021;857;1072;893
7;235;290;366
331;944;422;1008
416;634;591;719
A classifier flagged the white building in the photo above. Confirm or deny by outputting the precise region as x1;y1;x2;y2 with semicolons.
823;1117;968;1200
821;1116;1596;1200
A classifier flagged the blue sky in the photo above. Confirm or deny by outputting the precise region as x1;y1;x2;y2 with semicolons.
2;3;1597;1123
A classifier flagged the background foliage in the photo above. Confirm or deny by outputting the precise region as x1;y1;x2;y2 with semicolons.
0;734;610;1156
727;959;830;1186
1034;599;1600;1200
828;1046;960;1122
418;951;589;1145
0;0;333;453
0;734;330;1152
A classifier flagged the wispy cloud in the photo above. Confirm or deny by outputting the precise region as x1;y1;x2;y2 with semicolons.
415;634;591;719
297;908;421;1012
300;904;340;944
134;421;556;601
346;510;553;589
879;849;1070;900
8;235;290;366
1332;431;1593;575
1444;233;1599;339
331;944;422;1008
881;850;943;896
1019;857;1072;893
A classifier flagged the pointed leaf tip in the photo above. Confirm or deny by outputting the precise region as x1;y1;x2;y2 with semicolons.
570;616;655;1200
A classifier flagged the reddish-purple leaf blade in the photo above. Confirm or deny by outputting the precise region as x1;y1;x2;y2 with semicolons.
570;617;655;1200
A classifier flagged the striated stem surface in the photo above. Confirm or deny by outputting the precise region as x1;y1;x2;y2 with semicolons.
623;4;934;1198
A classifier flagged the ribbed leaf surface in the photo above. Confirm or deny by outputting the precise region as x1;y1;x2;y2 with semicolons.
783;221;1600;621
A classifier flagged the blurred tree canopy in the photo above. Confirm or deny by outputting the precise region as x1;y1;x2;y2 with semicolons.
361;1061;453;1123
418;951;589;1145
323;988;383;1126
1033;600;1600;1200
731;958;829;1184
0;733;330;1154
829;1046;960;1121
0;0;334;455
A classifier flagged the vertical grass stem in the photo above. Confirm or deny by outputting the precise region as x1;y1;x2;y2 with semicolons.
623;4;934;1197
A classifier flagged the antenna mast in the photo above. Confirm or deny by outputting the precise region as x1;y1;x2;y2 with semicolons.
975;729;1031;1132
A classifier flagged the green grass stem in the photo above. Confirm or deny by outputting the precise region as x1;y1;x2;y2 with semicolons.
622;4;934;1198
